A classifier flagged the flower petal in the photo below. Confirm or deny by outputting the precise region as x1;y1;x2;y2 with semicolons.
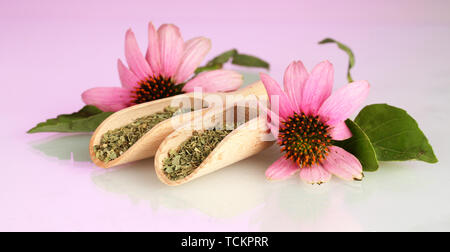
267;121;279;139
283;60;309;113
329;121;352;140
174;37;212;83
266;157;299;180
158;24;184;79
301;60;334;115
299;164;332;184
117;59;140;90
146;22;161;76
318;80;370;126
125;29;153;80
260;73;295;121
322;146;363;181
182;70;242;93
81;87;132;112
257;100;280;138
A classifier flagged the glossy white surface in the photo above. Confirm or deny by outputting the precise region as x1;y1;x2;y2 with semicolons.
1;0;449;231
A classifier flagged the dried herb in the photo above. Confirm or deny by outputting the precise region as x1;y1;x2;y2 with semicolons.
163;126;234;180
94;106;181;163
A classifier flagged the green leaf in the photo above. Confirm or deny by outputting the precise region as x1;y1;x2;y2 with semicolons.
231;53;270;70
195;49;238;74
206;49;238;66
194;49;270;74
194;64;222;74
319;38;355;83
27;105;113;133
354;104;438;163
334;119;379;171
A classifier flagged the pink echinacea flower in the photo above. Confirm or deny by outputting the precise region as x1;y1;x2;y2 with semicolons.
82;22;243;112
261;60;370;184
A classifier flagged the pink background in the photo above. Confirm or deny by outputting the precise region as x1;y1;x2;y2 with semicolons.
1;0;450;231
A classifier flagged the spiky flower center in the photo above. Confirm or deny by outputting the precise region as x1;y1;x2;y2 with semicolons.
132;75;184;104
279;112;332;167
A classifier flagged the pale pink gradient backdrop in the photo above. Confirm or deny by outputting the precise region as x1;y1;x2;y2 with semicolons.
1;0;450;231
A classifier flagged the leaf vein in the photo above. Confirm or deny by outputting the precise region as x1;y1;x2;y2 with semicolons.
362;118;405;135
371;129;416;144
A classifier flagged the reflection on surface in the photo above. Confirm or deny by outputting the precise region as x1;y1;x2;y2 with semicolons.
91;151;432;231
28;131;436;231
91;146;277;219
29;133;92;162
257;186;363;231
90;144;363;231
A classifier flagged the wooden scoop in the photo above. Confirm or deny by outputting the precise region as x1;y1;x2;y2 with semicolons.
154;104;274;186
89;81;267;168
